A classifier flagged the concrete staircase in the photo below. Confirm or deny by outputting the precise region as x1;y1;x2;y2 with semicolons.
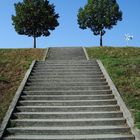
2;47;135;139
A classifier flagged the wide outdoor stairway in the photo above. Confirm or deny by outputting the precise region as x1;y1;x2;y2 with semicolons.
2;47;135;140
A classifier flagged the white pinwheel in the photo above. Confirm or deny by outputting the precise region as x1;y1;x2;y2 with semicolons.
124;33;133;46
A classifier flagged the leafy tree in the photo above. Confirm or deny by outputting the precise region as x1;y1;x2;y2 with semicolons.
77;0;122;47
12;0;59;48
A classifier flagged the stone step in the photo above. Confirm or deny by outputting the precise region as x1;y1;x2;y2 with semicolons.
31;71;102;75
18;99;117;106
6;126;131;135
27;80;105;85
33;66;100;70
32;68;101;72
22;90;112;95
10;118;126;127
37;59;95;61
13;111;123;119
35;63;99;66
26;82;108;86
3;134;135;140
34;65;100;69
29;74;104;78
36;60;97;63
30;73;103;77
34;64;99;66
27;79;107;84
28;75;106;82
24;85;110;91
35;62;98;65
32;68;101;73
37;61;97;63
20;94;114;100
35;65;99;68
29;77;105;80
28;77;105;82
16;105;119;112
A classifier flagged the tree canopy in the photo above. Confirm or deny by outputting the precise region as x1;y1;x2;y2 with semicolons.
77;0;122;47
12;0;59;48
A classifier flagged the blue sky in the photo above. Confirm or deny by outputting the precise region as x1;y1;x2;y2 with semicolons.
0;0;139;48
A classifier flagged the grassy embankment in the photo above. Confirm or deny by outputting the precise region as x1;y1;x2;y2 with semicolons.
86;47;140;129
0;49;44;125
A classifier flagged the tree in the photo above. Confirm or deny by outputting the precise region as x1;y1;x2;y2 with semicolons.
12;0;59;48
77;0;122;47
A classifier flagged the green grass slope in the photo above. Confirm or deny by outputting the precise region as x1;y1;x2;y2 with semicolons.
0;49;45;125
86;47;140;129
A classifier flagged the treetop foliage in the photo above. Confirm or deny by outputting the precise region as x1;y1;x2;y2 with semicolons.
12;0;59;38
78;0;122;36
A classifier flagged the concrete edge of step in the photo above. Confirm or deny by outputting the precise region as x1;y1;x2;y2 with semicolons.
0;60;36;139
42;48;50;61
97;59;140;140
82;47;89;60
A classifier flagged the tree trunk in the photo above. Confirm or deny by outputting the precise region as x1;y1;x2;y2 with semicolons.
100;31;103;47
33;35;36;48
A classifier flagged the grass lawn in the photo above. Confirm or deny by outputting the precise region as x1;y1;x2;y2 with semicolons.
86;47;140;129
0;49;45;125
